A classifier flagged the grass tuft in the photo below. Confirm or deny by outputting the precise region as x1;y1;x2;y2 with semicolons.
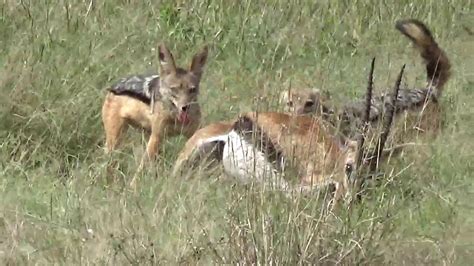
1;0;473;264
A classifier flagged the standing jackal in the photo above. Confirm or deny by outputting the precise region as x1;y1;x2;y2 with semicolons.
102;44;208;183
339;19;451;139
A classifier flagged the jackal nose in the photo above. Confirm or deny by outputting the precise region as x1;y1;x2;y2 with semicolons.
181;105;190;112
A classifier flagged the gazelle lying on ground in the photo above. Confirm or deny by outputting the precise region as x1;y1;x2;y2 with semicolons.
172;87;331;176
173;57;405;209
172;19;450;178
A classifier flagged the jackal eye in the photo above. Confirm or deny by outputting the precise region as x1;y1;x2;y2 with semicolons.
304;101;315;108
189;87;197;94
345;163;353;178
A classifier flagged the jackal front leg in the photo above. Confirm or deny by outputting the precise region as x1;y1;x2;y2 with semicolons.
129;118;166;188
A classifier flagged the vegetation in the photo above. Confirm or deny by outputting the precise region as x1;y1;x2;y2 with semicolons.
0;0;473;264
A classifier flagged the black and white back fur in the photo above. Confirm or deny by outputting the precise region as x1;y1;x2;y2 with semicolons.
108;74;160;104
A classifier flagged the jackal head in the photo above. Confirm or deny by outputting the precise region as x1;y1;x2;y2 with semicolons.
157;44;208;124
279;88;330;116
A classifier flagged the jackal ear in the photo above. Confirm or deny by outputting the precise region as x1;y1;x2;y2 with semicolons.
158;44;177;75
308;89;321;100
189;45;208;78
320;89;331;100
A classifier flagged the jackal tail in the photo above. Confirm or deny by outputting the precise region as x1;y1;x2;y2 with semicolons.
396;19;451;97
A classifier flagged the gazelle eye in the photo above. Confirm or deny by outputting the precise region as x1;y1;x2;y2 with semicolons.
304;101;314;108
287;101;293;107
345;163;353;177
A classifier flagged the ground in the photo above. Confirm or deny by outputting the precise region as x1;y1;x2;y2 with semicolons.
0;0;473;264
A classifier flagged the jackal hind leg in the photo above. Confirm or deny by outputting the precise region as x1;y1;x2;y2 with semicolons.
102;104;128;185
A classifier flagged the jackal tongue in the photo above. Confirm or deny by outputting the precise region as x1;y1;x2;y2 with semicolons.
177;111;190;125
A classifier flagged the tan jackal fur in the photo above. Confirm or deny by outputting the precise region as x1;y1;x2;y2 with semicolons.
171;58;403;211
102;44;208;184
170;20;450;204
279;88;332;116
339;19;451;143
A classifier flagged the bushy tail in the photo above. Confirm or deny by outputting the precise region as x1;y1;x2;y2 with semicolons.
396;19;451;97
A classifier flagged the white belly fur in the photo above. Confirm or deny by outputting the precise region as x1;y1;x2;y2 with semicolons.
222;130;289;191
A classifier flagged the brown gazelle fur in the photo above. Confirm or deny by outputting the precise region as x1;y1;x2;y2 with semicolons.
225;112;359;205
173;19;448;195
102;44;208;185
220;60;392;208
172;88;331;176
173;59;402;210
172;120;234;176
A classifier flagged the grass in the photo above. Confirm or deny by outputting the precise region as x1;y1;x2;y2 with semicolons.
1;0;473;264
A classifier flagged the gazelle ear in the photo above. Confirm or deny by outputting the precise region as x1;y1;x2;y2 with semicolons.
189;45;209;78
158;44;177;76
